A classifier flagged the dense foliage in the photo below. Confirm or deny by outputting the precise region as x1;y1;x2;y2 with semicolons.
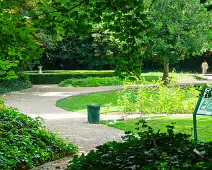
26;71;115;84
0;108;78;170
117;82;201;114
0;74;32;94
0;99;8;110
1;0;152;79
67;120;212;169
201;0;212;11
0;1;43;79
59;77;123;87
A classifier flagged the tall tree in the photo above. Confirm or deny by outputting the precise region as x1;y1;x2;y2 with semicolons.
88;0;151;78
144;0;212;80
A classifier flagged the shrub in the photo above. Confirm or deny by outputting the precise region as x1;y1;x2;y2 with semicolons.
59;77;124;87
67;120;212;169
117;82;201;114
0;73;32;94
26;72;115;84
0;99;8;110
0;108;78;169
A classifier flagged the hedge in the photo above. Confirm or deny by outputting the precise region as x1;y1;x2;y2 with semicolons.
26;72;115;84
0;74;32;94
59;77;124;87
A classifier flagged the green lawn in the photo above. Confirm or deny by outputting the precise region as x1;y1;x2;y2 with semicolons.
101;115;212;142
56;90;120;114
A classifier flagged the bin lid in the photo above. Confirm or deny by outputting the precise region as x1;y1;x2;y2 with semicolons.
86;104;102;108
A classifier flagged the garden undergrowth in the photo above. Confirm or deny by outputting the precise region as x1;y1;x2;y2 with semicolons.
0;107;78;170
67;120;212;169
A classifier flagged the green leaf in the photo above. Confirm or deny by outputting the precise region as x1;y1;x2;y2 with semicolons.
103;16;112;22
0;70;6;75
93;17;101;23
200;0;207;4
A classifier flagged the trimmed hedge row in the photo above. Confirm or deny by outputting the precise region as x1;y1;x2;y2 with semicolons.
26;72;115;84
59;77;124;87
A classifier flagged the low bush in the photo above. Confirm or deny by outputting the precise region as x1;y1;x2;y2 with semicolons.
59;77;124;87
56;84;207;114
67;120;212;169
0;74;32;94
0;99;8;110
0;108;78;170
117;82;201;114
26;71;115;84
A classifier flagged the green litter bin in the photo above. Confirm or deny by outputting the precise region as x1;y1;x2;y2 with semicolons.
86;104;101;124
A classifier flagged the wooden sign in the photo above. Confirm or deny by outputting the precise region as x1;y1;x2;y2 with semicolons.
193;88;212;141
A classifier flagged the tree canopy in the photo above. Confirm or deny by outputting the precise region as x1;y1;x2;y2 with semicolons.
144;0;211;80
0;0;211;80
0;1;43;79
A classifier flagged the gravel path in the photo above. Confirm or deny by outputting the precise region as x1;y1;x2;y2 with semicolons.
3;85;126;150
3;85;126;169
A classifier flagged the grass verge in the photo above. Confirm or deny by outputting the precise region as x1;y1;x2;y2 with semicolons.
25;70;209;85
101;115;212;142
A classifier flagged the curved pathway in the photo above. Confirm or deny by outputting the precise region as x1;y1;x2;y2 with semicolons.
3;85;126;153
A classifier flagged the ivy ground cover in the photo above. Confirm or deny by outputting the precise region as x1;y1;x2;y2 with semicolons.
0;108;78;169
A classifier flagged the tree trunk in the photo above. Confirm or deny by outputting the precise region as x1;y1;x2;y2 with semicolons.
162;62;169;82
